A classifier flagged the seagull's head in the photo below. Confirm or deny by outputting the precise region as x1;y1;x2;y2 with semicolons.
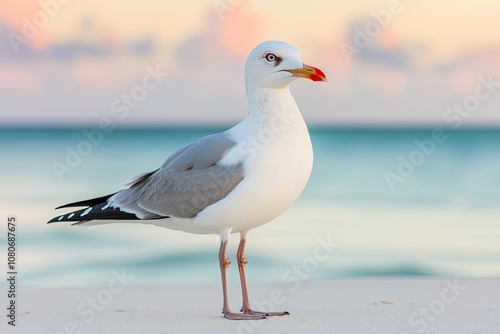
244;40;327;89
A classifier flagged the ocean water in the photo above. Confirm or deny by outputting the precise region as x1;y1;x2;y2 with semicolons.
1;128;499;288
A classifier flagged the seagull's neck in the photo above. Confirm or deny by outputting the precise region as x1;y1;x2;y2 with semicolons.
244;86;303;130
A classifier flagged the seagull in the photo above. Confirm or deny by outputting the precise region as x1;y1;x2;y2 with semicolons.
48;40;327;320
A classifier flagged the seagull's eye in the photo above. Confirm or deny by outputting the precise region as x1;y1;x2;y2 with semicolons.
264;53;277;62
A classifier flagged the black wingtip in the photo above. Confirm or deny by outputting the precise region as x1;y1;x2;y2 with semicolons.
47;216;73;224
54;193;117;210
48;202;144;225
47;215;65;224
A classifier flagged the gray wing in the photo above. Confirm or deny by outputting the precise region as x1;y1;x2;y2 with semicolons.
110;132;244;219
159;132;237;170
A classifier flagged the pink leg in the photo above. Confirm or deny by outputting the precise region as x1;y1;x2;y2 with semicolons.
237;236;289;317
219;239;267;320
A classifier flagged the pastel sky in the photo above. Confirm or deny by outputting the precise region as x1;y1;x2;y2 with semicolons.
1;0;499;127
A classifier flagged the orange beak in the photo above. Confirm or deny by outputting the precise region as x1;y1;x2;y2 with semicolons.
286;63;327;82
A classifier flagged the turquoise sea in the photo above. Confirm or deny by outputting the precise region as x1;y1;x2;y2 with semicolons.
1;128;499;288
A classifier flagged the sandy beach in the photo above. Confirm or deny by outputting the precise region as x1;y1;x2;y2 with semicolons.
5;278;499;333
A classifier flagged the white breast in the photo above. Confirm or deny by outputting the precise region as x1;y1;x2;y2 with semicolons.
193;93;313;234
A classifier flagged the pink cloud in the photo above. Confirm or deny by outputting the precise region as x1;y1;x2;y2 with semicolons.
174;3;267;67
218;3;268;58
0;1;40;27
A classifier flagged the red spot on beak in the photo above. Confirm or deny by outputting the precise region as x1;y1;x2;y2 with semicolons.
286;63;327;82
310;74;323;82
312;67;326;80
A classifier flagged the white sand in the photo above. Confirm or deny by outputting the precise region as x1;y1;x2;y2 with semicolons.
6;278;500;333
